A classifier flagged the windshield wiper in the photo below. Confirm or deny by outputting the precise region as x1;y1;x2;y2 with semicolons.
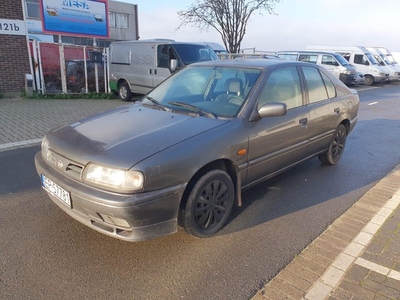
168;101;216;119
143;96;170;111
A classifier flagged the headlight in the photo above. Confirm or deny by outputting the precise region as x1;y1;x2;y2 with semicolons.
378;72;387;77
343;70;352;75
83;163;144;192
41;136;49;156
41;136;56;166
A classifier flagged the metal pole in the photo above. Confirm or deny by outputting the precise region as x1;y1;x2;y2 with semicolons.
21;0;36;91
93;38;99;93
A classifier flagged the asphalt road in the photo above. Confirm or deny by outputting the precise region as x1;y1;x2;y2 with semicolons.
1;84;400;300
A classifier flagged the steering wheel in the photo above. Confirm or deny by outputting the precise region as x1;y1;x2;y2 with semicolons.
227;95;244;105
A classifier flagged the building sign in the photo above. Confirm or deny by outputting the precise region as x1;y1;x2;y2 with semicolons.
0;19;27;36
39;0;109;38
26;20;55;42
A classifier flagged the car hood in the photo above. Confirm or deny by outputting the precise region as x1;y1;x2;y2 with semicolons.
47;104;229;168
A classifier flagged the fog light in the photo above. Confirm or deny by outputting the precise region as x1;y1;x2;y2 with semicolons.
99;214;130;228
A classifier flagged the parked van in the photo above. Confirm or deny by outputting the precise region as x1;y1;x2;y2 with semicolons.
276;51;357;85
109;39;219;100
367;47;400;81
372;47;399;65
306;45;389;86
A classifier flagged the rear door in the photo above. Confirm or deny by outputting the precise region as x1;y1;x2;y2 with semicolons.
245;66;310;186
301;66;345;155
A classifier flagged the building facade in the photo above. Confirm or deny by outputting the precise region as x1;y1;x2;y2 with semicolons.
0;0;138;97
0;0;31;97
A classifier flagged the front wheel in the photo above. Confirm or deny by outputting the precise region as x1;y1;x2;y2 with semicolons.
364;75;374;86
118;82;132;101
180;170;234;238
318;124;347;165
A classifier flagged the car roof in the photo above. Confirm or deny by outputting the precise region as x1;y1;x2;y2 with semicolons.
188;58;310;70
277;50;342;56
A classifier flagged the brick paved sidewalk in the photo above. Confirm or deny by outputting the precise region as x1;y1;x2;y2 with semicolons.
252;165;400;300
0;98;127;151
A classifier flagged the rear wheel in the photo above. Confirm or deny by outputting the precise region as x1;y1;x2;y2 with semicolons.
180;170;234;238
364;75;374;86
118;82;132;101
318;124;347;165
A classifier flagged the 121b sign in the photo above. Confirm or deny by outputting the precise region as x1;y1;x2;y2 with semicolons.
0;19;27;36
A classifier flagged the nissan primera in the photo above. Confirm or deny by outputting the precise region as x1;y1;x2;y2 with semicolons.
35;59;359;242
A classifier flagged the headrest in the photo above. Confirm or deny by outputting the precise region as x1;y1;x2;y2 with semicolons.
225;78;243;94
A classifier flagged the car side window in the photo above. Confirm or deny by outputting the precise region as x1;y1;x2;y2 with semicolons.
258;67;303;110
157;45;177;68
303;66;336;103
320;72;336;98
298;54;318;64
321;55;339;66
354;54;368;65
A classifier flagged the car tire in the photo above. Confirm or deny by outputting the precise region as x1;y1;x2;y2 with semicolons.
118;82;132;101
180;170;234;238
364;75;374;86
318;124;347;165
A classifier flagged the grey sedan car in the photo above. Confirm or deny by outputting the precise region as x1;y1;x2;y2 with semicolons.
35;59;359;242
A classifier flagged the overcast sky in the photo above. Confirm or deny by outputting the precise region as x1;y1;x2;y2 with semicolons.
117;0;400;53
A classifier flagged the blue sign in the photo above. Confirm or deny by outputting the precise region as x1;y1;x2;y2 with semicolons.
40;0;109;38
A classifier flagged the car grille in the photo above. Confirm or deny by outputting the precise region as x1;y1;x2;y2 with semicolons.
46;150;84;180
65;163;84;179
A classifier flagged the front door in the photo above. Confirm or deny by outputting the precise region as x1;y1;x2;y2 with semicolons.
245;66;310;186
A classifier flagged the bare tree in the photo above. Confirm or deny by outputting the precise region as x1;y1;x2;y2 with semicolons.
178;0;280;53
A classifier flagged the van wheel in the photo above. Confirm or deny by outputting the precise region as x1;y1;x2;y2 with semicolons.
364;75;374;86
318;124;347;165
118;82;132;101
180;170;234;238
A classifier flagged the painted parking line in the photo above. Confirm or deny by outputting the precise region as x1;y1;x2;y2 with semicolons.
303;190;400;300
0;138;42;151
355;258;400;281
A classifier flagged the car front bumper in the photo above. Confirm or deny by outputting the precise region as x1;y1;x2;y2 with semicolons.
339;73;356;85
35;152;186;242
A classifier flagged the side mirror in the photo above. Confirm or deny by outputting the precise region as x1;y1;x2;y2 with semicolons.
250;102;287;121
170;59;177;73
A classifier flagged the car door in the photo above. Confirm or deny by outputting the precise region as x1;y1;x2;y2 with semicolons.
154;44;176;87
301;66;345;155
245;66;310;186
321;54;340;79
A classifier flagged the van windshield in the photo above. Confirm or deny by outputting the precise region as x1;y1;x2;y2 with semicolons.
333;54;350;66
365;52;379;65
385;54;397;64
172;44;219;65
380;54;394;65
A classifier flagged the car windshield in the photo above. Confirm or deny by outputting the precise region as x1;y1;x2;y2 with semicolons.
145;66;262;118
172;44;219;64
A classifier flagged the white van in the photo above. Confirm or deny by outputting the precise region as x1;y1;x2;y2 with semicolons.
367;47;400;81
306;45;389;86
109;39;219;100
276;51;357;85
373;47;399;65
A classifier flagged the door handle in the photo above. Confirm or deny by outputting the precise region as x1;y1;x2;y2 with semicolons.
299;118;308;127
334;107;340;114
